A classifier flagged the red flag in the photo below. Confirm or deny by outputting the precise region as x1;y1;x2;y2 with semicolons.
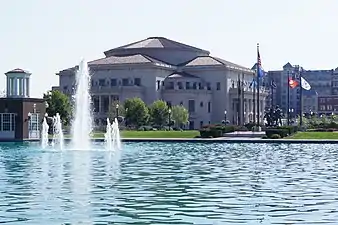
289;78;298;89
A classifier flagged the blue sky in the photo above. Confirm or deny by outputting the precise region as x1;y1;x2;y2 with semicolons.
1;0;337;97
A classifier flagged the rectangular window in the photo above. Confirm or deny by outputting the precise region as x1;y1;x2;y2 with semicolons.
134;78;141;86
192;82;197;89
208;102;211;113
111;95;119;101
188;100;195;113
168;82;174;89
207;83;211;90
198;82;203;89
177;82;183;89
186;82;190;89
99;79;105;86
2;114;10;131
110;79;117;86
122;78;129;86
216;82;221;90
157;80;160;90
200;121;203;128
103;96;109;113
93;96;99;112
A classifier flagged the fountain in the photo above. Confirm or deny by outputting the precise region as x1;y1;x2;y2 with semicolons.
104;118;112;150
104;118;122;150
71;59;93;150
41;117;49;149
52;113;64;150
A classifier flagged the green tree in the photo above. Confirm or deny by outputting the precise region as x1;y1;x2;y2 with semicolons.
171;105;189;128
43;90;71;125
123;97;149;127
108;101;125;121
149;100;169;128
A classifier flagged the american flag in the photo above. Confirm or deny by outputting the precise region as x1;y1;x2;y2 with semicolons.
257;48;261;67
257;44;264;77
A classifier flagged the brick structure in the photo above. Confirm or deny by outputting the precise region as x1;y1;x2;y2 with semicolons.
0;69;47;141
317;95;338;114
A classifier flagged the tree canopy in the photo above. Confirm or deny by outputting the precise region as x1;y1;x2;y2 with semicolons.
171;105;189;128
123;97;149;127
43;90;72;125
149;100;169;127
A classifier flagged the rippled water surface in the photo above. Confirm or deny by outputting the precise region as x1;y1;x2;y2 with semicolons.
0;142;338;224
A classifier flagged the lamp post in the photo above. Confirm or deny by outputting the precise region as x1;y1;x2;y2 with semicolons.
168;108;172;130
125;108;128;126
224;110;227;124
115;103;119;120
288;108;294;125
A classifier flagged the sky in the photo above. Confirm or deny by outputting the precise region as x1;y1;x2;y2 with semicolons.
0;0;337;97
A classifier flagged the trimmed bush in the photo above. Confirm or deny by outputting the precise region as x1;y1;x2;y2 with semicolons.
199;124;236;138
266;128;289;138
270;134;281;139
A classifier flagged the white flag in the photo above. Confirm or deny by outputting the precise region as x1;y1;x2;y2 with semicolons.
301;77;311;90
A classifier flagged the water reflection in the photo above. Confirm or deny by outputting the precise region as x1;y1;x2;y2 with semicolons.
0;142;338;224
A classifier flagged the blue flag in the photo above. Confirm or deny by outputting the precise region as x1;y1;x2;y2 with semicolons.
257;45;265;77
249;79;257;88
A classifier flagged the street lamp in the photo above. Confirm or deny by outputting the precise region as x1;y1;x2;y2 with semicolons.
288;108;294;125
115;103;119;120
168;108;172;130
224;110;227;123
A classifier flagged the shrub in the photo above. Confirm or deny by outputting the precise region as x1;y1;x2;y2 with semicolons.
265;128;289;138
270;134;281;139
137;126;153;131
199;124;236;138
200;129;223;138
279;126;298;135
235;126;249;131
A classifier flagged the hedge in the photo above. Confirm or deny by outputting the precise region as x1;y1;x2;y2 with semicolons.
199;125;237;138
265;126;298;138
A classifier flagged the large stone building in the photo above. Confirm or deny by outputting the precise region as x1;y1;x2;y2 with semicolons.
57;37;268;129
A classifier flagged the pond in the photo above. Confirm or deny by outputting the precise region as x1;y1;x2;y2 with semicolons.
0;142;337;224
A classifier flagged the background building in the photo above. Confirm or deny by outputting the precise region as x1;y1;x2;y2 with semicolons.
0;69;46;141
57;37;268;128
267;63;333;115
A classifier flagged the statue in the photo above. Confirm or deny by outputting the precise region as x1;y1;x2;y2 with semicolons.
264;105;283;127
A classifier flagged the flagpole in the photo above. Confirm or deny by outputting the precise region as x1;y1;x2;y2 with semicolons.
299;67;303;126
271;80;274;108
253;78;256;124
256;43;260;127
237;74;241;125
287;71;290;126
242;73;245;124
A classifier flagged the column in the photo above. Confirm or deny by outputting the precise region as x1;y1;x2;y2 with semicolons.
12;77;16;96
6;77;10;97
22;78;26;97
99;95;102;113
19;78;22;96
26;78;30;97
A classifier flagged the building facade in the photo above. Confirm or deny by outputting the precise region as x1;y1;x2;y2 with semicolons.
57;37;268;128
0;69;46;141
318;95;338;114
267;63;333;115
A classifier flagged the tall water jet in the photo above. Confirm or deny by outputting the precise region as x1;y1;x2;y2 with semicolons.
71;60;93;150
105;118;112;150
41;117;49;149
112;118;122;150
52;113;64;150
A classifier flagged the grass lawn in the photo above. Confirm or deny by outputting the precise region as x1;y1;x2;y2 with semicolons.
89;130;200;139
289;132;338;139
